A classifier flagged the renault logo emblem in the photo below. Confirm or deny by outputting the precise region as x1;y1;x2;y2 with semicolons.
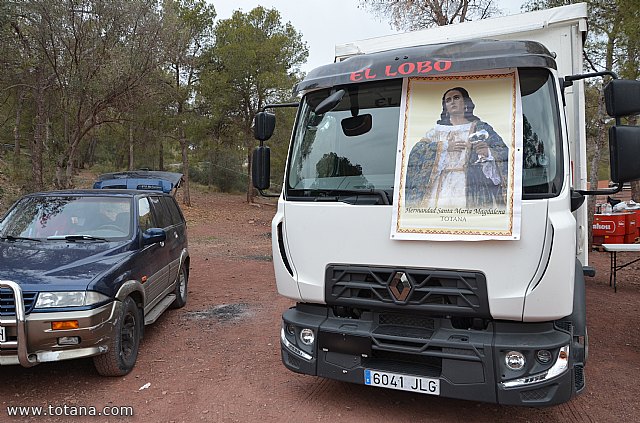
389;272;412;302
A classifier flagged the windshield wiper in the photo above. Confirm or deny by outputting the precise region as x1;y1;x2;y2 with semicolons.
47;235;108;242
306;189;392;205
1;235;42;242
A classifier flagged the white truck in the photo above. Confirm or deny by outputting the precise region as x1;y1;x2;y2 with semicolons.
251;3;640;406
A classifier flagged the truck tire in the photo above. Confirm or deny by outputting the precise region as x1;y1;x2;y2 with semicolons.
93;296;142;376
170;265;188;309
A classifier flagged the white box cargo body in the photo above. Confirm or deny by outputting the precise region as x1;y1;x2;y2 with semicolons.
335;3;590;264
249;2;640;407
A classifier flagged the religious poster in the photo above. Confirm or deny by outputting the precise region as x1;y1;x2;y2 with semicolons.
391;70;523;241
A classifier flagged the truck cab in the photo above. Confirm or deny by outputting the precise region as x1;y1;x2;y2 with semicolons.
251;4;640;406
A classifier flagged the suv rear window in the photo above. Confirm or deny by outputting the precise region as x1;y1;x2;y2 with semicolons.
149;197;172;229
162;197;184;225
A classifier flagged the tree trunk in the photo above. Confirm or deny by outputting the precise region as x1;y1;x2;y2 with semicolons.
86;137;98;166
66;156;74;188
54;159;65;189
180;126;191;206
245;123;256;203
13;89;24;175
55;136;80;190
31;79;46;191
631;181;640;202
129;124;135;170
159;139;164;171
55;153;75;189
64;140;77;189
246;149;254;203
587;92;608;249
628;116;639;202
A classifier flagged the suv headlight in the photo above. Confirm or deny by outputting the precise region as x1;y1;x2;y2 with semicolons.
34;291;110;308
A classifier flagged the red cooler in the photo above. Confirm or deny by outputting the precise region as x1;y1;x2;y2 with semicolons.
593;213;627;236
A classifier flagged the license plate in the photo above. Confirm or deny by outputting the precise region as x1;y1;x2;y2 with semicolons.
0;326;5;342
364;369;440;395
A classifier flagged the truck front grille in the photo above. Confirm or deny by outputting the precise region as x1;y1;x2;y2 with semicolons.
325;265;489;318
0;289;37;316
378;313;435;329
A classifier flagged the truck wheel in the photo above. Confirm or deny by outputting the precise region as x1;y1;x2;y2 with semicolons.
170;265;188;309
93;296;142;376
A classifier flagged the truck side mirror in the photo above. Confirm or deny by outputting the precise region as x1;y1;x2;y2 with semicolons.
252;145;271;190
605;79;640;117
605;79;640;184
609;126;640;184
254;112;276;141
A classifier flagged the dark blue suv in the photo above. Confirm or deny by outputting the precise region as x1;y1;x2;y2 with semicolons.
0;183;189;376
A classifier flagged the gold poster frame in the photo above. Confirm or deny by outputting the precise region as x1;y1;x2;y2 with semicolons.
391;70;523;241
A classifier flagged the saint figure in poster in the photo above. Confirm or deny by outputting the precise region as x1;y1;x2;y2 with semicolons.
405;87;508;209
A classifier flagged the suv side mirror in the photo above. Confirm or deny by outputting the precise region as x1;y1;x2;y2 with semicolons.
252;146;271;190
142;228;166;246
254;112;275;141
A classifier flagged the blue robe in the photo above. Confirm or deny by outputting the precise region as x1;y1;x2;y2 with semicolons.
404;120;508;209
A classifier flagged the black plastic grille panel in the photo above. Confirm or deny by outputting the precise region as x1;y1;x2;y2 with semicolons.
364;349;442;377
575;365;585;391
284;351;301;369
378;313;435;329
521;386;551;402
0;289;37;316
325;265;490;317
555;321;573;333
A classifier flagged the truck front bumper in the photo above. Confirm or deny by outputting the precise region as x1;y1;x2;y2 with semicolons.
280;304;583;406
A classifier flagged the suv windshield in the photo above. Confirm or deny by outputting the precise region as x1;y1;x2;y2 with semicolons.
286;69;562;201
0;196;133;241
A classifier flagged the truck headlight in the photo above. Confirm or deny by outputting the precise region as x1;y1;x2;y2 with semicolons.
505;351;526;371
300;328;315;345
500;345;570;388
34;291;110;308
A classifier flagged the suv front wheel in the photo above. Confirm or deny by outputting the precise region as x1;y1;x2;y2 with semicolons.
93;296;142;376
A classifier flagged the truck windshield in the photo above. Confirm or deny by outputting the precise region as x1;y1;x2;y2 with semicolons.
287;69;561;200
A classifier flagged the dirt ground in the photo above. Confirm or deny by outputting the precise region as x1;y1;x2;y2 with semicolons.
2;190;640;423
